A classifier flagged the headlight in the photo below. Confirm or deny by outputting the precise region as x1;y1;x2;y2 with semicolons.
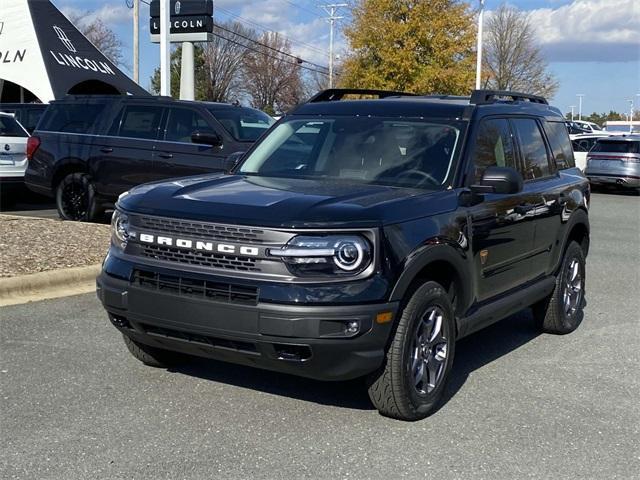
269;235;372;277
111;210;129;249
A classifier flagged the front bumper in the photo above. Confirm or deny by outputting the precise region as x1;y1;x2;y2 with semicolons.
97;270;399;381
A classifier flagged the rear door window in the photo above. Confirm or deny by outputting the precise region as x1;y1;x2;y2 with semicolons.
0;115;28;137
511;118;553;180
209;107;274;141
39;102;107;134
592;141;640;154
164;108;216;143
544;121;575;169
116;105;163;140
472;118;518;182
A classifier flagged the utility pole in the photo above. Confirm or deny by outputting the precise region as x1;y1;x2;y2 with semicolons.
576;94;584;121
160;0;170;96
475;0;485;90
180;42;195;101
320;4;347;89
133;0;139;84
569;105;576;121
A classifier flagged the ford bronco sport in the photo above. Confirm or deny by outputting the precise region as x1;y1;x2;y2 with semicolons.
97;89;590;421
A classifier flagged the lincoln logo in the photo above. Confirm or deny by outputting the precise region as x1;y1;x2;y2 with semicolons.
53;26;76;53
175;1;181;14
139;233;260;257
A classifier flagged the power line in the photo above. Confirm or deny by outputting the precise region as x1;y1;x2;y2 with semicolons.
214;22;329;73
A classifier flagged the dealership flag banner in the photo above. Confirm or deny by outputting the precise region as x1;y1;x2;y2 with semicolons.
0;0;148;103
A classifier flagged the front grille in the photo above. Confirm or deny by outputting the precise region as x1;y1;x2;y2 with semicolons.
135;216;267;243
140;244;260;272
133;269;259;305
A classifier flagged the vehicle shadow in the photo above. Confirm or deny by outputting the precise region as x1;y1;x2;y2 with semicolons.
169;307;544;414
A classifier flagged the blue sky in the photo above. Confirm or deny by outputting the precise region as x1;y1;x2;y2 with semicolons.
55;0;640;116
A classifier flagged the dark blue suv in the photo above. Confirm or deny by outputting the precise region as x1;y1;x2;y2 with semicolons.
98;89;590;421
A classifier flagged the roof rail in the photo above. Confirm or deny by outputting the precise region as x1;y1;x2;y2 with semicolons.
307;88;416;103
470;90;548;105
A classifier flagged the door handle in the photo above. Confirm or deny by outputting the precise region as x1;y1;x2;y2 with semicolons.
158;153;173;159
100;147;113;154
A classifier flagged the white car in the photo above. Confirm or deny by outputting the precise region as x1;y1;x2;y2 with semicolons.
572;120;603;133
0;112;30;195
570;133;610;171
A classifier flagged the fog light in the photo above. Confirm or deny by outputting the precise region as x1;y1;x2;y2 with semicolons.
345;320;360;335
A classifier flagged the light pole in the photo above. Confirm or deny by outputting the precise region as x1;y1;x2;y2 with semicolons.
576;94;585;121
569;105;576;121
628;99;634;133
133;0;139;84
475;0;485;90
321;4;347;89
159;0;170;96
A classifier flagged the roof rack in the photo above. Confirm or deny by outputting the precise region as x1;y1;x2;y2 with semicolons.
307;88;416;103
470;90;548;105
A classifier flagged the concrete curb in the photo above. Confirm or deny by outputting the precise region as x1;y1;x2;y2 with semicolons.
0;264;102;307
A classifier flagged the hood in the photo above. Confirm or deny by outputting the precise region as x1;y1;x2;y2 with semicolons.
119;174;459;228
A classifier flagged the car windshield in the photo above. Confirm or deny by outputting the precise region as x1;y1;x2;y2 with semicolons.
208;107;274;142
238;116;465;189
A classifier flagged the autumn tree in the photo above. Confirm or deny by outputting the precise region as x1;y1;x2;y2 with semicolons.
67;13;124;67
243;32;304;115
340;0;476;95
482;4;558;98
201;21;256;102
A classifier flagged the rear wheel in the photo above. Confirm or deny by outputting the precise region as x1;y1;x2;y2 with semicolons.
533;241;586;334
56;172;102;222
367;281;455;421
122;334;184;368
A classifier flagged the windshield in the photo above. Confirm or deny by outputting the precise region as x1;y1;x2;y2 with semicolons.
209;107;275;142
238;116;465;189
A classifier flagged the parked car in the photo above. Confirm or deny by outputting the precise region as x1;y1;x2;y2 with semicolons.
571;120;603;133
570;133;610;170
25;96;274;221
97;88;590;421
0;103;47;134
0;113;30;201
585;135;640;192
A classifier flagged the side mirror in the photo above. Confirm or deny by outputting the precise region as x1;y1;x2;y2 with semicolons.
223;151;245;173
191;131;223;147
471;166;523;195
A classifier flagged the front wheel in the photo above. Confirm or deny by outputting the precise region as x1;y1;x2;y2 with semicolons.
367;281;456;421
533;240;586;334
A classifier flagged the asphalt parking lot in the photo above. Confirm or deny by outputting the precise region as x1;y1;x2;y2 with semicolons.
1;191;639;480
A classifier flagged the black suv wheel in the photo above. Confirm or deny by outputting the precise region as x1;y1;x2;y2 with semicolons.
367;281;455;421
533;240;586;334
55;172;102;222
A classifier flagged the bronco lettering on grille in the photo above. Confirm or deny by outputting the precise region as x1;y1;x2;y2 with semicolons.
138;233;260;256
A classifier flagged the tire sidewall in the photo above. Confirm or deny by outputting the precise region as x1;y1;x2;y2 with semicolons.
56;173;98;222
400;283;456;417
556;242;586;331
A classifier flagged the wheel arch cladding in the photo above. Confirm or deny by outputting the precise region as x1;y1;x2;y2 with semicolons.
389;244;471;320
52;160;89;189
566;209;590;257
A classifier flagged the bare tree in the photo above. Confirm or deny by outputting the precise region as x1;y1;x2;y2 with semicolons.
67;13;124;67
243;32;304;115
482;4;558;98
201;21;256;103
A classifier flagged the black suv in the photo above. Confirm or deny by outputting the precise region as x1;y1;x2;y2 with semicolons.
25;96;274;221
97;89;590;421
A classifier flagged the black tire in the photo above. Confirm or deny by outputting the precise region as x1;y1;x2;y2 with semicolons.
532;241;586;335
122;334;183;368
367;281;456;421
55;172;102;222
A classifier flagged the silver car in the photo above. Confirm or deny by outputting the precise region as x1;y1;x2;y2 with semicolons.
0;113;30;194
585;136;640;192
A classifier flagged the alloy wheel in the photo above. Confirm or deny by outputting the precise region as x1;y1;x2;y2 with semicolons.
409;306;448;395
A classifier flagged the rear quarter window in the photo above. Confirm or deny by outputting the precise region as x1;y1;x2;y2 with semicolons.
592;141;640;154
39;102;108;134
544;121;575;169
